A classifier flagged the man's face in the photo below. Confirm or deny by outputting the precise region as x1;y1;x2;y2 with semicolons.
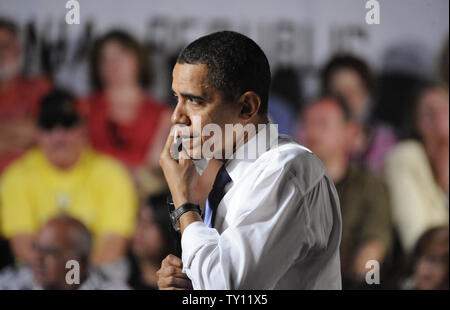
38;125;86;170
171;63;242;158
0;28;21;81
30;225;77;290
300;100;352;161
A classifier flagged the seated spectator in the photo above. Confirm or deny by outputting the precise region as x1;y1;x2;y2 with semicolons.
0;18;51;173
385;82;449;254
320;54;396;174
0;216;128;290
401;226;449;290
84;30;171;197
375;42;432;136
300;96;392;289
126;193;180;289
0;89;137;265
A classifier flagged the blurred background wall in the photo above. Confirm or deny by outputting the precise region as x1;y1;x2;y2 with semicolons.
0;0;448;100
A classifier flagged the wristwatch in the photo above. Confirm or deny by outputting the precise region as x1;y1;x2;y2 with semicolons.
168;198;202;233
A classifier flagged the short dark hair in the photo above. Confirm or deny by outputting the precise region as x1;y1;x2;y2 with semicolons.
321;54;375;94
89;30;151;91
0;17;19;38
177;31;271;115
38;88;83;130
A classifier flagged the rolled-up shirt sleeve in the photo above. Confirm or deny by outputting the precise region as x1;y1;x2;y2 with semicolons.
181;163;337;290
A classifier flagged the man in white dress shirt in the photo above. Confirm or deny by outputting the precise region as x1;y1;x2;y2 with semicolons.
157;31;342;290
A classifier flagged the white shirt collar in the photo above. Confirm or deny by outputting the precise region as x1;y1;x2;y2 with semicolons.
225;122;279;183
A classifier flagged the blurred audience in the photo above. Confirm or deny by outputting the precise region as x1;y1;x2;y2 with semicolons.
320;54;396;174
385;82;449;254
400;226;449;290
0;216;128;290
374;42;432;136
84;30;171;197
0;18;51;173
0;89;137;265
0;14;447;291
300;96;392;289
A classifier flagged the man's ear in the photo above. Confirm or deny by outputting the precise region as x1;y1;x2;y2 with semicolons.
238;91;261;121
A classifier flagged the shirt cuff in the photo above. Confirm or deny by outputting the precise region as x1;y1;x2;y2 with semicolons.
181;221;220;273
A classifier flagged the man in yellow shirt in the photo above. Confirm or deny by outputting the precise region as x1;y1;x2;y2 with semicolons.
0;89;138;265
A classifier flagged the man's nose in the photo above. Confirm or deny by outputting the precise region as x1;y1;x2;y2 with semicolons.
171;103;190;126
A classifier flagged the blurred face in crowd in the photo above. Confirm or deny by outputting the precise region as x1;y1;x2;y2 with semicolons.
38;123;86;170
132;206;165;262
415;86;449;144
0;27;21;82
413;230;449;290
30;222;86;290
99;40;139;88
328;68;369;122
301;99;354;162
171;63;243;157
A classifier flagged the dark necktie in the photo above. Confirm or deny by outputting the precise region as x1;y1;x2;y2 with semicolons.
203;164;232;228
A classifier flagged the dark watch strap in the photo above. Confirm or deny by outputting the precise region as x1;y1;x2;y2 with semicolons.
169;202;202;233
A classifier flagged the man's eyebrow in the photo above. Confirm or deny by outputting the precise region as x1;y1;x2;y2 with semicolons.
179;92;207;101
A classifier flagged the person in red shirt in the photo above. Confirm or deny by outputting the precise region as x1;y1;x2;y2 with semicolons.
0;18;51;173
84;30;171;196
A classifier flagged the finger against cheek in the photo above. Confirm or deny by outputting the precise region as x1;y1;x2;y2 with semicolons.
162;126;179;159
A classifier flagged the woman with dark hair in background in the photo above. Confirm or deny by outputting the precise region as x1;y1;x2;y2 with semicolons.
385;82;449;254
127;193;180;290
401;226;449;290
84;30;172;197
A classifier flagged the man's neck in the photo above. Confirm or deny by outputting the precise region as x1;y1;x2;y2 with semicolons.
47;151;83;172
224;115;269;163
